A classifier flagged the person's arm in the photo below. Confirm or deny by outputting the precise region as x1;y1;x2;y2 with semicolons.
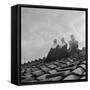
69;40;72;51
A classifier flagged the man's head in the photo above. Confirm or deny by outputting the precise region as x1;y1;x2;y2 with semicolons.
53;39;57;45
61;37;65;43
70;34;75;40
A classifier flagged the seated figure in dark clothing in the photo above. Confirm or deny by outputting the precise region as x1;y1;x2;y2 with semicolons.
45;38;67;63
45;39;58;62
57;37;67;59
68;34;79;56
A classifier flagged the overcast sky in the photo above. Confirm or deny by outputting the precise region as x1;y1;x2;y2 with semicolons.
21;7;86;64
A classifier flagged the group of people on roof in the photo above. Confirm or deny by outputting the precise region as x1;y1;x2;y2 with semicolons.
45;34;79;62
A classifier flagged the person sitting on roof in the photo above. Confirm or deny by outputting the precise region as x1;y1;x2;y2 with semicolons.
69;34;79;55
59;37;67;48
45;39;58;62
57;37;68;59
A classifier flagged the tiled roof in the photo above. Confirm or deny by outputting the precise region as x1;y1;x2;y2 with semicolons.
21;50;87;83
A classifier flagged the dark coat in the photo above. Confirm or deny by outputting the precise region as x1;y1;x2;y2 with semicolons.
45;44;67;62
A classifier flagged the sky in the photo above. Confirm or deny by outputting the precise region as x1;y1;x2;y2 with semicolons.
21;7;86;64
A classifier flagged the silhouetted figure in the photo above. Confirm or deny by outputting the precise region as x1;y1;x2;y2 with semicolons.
57;37;67;59
69;34;79;55
45;39;58;62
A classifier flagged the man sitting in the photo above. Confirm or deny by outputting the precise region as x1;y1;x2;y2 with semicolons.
69;34;79;55
56;37;67;60
45;39;58;62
